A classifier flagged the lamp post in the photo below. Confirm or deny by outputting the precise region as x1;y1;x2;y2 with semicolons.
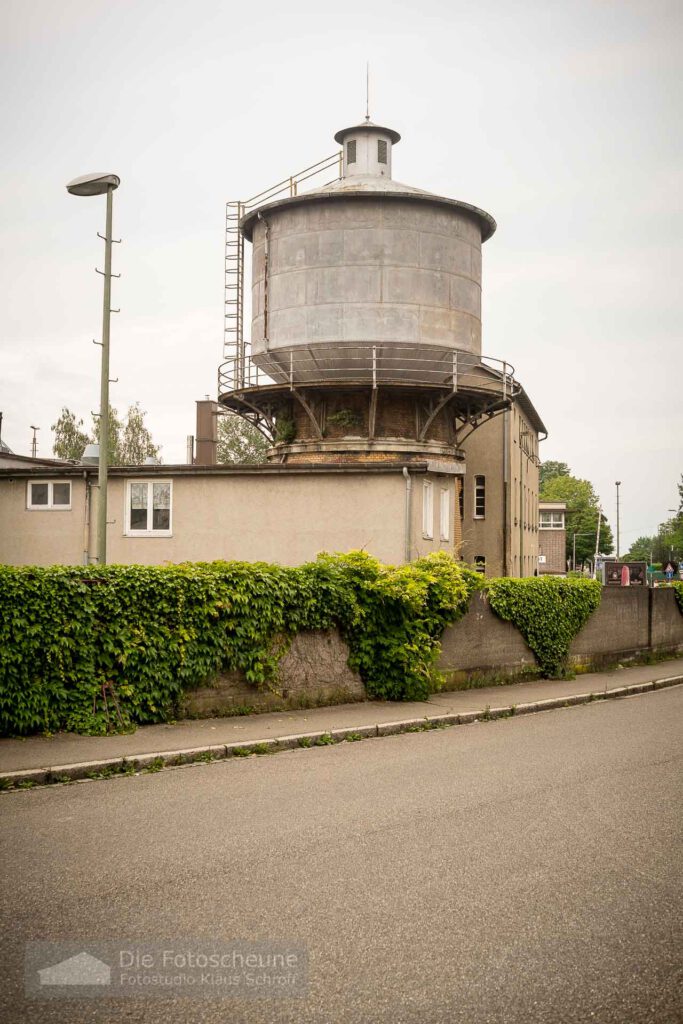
30;425;40;459
615;480;621;560
66;172;120;565
592;506;602;580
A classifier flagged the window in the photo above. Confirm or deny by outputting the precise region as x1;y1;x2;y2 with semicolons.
474;555;486;574
347;140;357;164
539;511;565;529
126;481;172;536
458;479;464;521
377;139;387;164
440;488;450;542
27;480;71;510
474;475;486;518
422;481;434;539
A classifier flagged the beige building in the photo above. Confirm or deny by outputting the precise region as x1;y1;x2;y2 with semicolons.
0;393;545;576
0;456;462;568
459;390;546;577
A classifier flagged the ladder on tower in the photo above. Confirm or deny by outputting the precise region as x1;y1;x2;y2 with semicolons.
224;201;245;386
223;151;343;389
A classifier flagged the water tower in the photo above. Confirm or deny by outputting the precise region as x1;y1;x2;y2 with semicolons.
218;117;519;466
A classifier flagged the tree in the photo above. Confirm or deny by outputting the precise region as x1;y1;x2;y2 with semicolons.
541;473;614;567
51;404;160;466
624;536;655;563
539;460;571;491
217;413;269;465
51;408;90;461
91;404;125;466
118;403;160;465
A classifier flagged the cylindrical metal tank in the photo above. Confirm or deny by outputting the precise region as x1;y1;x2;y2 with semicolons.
241;121;496;383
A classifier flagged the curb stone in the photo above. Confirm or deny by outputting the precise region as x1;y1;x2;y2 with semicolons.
1;675;681;792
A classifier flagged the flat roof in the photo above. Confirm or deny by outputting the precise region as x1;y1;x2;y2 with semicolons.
0;461;443;479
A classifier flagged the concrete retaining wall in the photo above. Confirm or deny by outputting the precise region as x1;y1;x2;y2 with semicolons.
183;590;683;716
568;588;651;665
439;587;683;680
438;591;537;679
651;588;683;650
181;629;365;718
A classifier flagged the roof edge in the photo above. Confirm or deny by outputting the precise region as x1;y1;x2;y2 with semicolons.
241;190;496;242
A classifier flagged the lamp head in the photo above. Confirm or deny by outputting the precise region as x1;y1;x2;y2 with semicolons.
66;172;120;197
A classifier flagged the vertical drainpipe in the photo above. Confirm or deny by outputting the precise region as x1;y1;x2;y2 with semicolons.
402;466;412;563
519;426;525;577
82;470;91;565
502;408;509;577
257;212;269;352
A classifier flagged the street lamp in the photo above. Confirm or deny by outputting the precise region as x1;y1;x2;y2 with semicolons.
66;172;120;564
615;481;621;560
30;425;40;459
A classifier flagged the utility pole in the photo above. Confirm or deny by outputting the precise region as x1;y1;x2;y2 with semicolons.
30;425;39;459
615;480;621;560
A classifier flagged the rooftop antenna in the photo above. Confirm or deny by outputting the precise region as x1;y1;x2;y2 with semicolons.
365;61;370;122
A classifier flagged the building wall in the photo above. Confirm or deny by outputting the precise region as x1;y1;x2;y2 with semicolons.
0;475;90;566
0;468;460;568
459;413;505;576
539;527;566;574
459;402;540;577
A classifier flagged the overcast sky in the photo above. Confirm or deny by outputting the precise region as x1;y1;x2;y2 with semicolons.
1;0;680;547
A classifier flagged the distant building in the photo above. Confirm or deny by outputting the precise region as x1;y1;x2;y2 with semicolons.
538;501;567;575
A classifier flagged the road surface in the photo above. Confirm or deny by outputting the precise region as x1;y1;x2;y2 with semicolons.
1;687;681;1023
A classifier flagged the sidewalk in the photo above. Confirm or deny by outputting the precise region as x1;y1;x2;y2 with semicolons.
2;658;682;783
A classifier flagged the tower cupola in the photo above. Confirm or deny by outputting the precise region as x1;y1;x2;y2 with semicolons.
334;120;401;179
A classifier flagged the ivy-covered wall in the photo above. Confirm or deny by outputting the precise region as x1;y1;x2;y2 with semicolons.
0;553;478;737
1;557;679;738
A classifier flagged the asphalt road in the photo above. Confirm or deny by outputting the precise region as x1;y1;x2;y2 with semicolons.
1;688;681;1024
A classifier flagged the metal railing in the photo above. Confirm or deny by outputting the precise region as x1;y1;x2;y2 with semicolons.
223;152;343;382
219;344;518;401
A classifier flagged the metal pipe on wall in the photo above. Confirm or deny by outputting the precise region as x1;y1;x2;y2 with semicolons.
502;407;509;577
82;470;91;565
403;466;412;563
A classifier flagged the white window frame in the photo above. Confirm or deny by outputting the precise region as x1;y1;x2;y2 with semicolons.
539;511;565;530
124;480;173;537
474;475;486;519
27;480;72;510
439;487;450;542
422;480;434;539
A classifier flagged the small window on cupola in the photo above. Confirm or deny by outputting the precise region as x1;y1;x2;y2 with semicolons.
347;140;357;164
377;139;387;164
